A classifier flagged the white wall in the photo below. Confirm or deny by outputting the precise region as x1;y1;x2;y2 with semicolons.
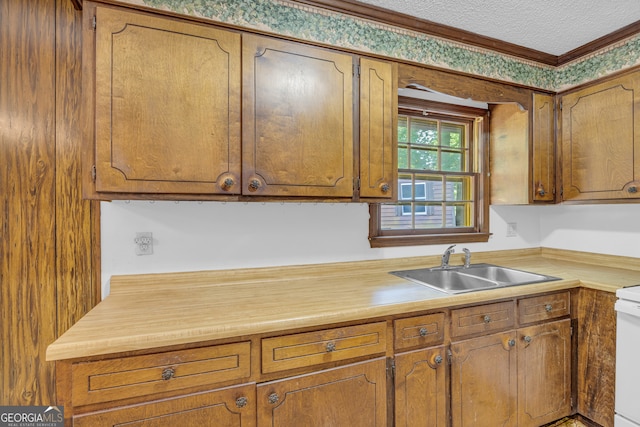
100;201;539;296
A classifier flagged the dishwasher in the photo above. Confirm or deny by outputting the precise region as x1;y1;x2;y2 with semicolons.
615;285;640;427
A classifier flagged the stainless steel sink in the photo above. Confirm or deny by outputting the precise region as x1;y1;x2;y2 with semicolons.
390;263;561;294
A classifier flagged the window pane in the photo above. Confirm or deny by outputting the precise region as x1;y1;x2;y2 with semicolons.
400;183;412;200
441;122;464;148
415;175;441;202
398;146;408;169
415;203;443;229
442;151;463;171
447;176;473;201
445;203;474;227
410;118;438;145
398;116;408;143
410;148;437;170
380;202;412;229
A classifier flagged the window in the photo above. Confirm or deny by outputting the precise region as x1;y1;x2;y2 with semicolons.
369;97;490;247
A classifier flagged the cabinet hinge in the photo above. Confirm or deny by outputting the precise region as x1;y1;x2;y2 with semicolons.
91;164;97;182
559;100;563;111
353;64;360;77
92;15;96;30
388;358;395;379
447;348;452;365
354;177;360;191
570;326;573;337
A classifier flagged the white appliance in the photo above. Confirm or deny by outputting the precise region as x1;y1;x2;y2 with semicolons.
615;285;640;426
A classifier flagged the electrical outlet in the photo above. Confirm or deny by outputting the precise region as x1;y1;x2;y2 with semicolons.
506;222;518;237
134;232;153;255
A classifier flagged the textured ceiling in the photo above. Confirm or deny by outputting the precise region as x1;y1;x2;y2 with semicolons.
355;0;640;55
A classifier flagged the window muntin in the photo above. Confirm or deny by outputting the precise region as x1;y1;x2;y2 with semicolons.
369;99;489;247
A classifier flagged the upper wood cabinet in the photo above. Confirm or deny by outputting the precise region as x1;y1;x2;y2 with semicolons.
561;69;640;201
358;58;397;199
84;4;396;200
242;34;354;197
89;4;242;195
490;92;556;205
531;93;556;202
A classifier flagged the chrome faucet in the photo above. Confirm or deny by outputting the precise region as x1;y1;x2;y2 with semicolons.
441;245;456;268
462;248;471;268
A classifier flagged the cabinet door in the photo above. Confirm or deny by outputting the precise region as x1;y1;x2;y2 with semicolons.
395;346;447;427
561;71;640;201
450;331;517;427
359;57;396;199
92;6;241;195
517;319;572;427
257;358;386;427
532;93;556;202
73;383;255;427
242;34;354;197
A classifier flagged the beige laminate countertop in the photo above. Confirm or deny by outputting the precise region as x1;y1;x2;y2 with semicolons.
46;248;640;361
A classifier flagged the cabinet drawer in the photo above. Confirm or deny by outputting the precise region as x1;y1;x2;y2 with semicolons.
451;301;515;338
518;291;570;325
262;322;387;374
71;341;251;406
394;313;445;351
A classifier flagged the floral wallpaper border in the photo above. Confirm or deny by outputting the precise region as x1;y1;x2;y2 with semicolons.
132;0;640;91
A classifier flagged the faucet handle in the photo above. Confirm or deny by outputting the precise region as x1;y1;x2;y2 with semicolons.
462;248;471;268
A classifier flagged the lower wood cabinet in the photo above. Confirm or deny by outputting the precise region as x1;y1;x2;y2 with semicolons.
450;319;572;427
394;346;448;427
256;358;387;427
451;330;518;427
73;383;256;427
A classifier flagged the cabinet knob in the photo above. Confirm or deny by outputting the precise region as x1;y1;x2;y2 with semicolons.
161;367;175;381
248;179;261;191
221;177;235;190
326;342;337;352
483;315;491;323
268;392;279;405
419;327;428;337
235;396;248;408
628;186;638;194
545;303;553;312
508;339;516;347
380;183;390;193
536;184;546;196
434;354;443;365
523;335;532;343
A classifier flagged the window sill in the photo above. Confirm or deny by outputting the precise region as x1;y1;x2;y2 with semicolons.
368;232;491;248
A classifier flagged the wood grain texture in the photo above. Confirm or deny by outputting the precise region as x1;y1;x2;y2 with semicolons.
561;69;640;201
242;34;354;197
531;93;556;202
576;288;617;427
1;0;57;405
1;0;98;406
257;358;387;427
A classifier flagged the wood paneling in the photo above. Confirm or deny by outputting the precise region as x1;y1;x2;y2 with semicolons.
1;0;57;405
577;288;617;427
1;0;98;405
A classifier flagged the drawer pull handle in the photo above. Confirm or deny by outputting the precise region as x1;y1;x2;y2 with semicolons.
326;342;337;352
434;355;443;365
161;368;175;381
236;396;248;408
545;304;553;312
419;327;428;337
268;393;279;405
524;336;532;343
483;315;491;323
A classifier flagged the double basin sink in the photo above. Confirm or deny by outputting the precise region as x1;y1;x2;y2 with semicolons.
390;263;561;294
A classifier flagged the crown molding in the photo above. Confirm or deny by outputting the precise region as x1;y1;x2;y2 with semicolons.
291;0;640;67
